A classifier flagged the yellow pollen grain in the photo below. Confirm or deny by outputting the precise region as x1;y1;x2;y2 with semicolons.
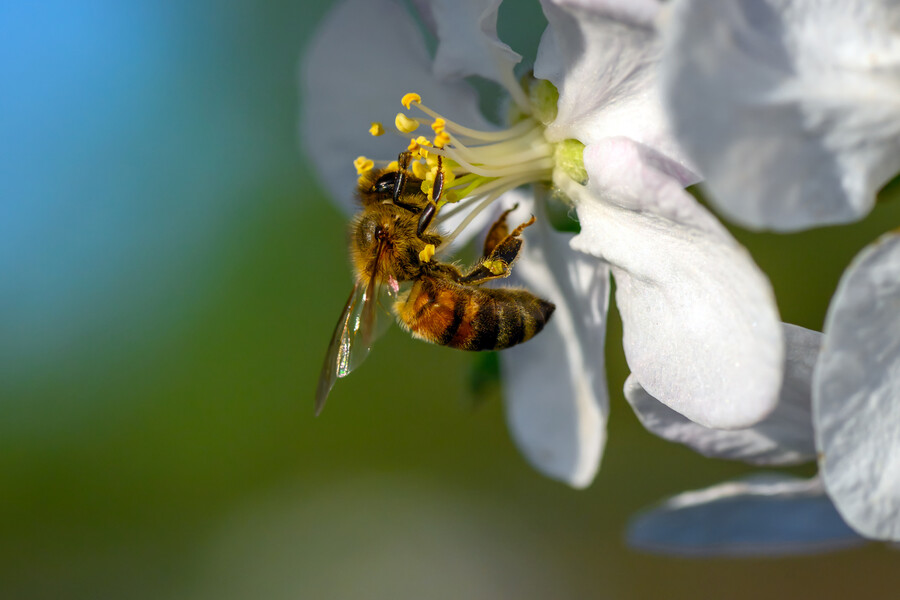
483;259;506;275
395;113;419;133
412;135;432;158
419;244;435;263
401;92;421;109
433;131;451;148
368;122;385;136
438;189;459;206
411;161;427;179
353;156;374;175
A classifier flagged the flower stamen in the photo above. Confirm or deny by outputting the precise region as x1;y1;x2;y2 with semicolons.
358;84;577;245
395;113;419;134
354;156;374;175
401;92;421;109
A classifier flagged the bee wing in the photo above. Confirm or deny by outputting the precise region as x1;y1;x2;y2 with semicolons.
314;277;397;416
359;236;398;348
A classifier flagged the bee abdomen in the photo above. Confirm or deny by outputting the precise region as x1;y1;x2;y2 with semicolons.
397;279;555;351
464;288;555;351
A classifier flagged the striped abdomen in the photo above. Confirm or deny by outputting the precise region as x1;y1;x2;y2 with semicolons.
395;277;555;351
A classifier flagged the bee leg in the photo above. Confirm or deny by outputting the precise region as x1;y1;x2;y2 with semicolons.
459;215;536;285
416;156;444;238
417;202;437;238
482;203;519;258
392;151;414;205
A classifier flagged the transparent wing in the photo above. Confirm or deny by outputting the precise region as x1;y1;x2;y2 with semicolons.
314;275;397;416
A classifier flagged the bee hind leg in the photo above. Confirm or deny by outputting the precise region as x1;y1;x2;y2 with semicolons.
459;213;536;285
481;204;519;258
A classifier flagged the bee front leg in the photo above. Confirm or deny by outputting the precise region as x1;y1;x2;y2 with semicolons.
392;151;414;205
416;156;444;238
458;215;536;285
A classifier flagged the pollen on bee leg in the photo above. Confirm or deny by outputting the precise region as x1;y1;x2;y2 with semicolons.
419;244;436;263
369;122;385;136
353;156;374;175
395;112;419;133
401;92;421;109
482;259;506;276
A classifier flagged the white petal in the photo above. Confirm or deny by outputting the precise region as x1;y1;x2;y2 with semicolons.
626;324;819;465
661;0;900;231
567;137;783;429
628;474;865;556
535;0;696;180
499;193;610;488
814;232;900;541
301;0;489;214
429;0;528;108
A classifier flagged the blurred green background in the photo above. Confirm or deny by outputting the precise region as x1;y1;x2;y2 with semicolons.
2;1;898;599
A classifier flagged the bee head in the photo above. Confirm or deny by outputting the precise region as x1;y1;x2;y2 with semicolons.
351;206;418;280
355;211;393;252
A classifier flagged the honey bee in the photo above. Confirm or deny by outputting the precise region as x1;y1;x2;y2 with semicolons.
315;152;555;414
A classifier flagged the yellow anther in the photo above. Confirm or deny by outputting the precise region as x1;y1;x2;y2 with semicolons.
431;118;446;133
401;92;421;109
442;168;455;186
414;135;432;157
386;160;399;172
353;156;374;175
395;113;419;133
411;160;427;179
433;131;451;148
483;259;506;276
369;122;385;136
419;244;435;263
420;179;433;197
438;189;459;207
425;163;453;188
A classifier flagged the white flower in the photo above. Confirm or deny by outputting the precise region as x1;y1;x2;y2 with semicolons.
627;473;866;557
815;232;900;541
631;234;900;543
301;0;784;487
658;0;900;232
